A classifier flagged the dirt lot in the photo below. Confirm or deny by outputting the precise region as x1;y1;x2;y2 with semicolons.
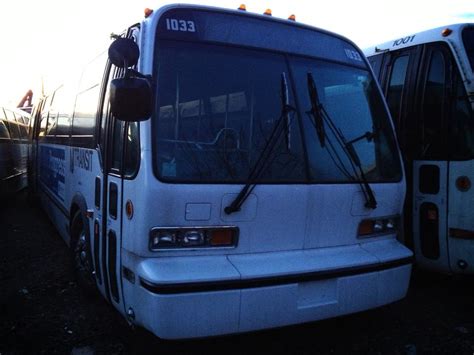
1;191;474;354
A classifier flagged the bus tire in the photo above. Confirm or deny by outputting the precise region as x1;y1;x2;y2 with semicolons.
71;210;97;296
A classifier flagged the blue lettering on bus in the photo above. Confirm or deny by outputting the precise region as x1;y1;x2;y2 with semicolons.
39;146;66;201
70;148;93;173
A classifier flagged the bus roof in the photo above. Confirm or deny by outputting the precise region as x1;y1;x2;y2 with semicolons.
145;3;348;40
364;23;474;56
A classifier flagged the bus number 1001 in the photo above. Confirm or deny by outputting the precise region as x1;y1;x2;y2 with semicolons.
165;18;196;33
392;35;416;47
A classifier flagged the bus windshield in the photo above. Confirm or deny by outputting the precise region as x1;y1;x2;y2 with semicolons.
463;27;474;71
154;40;401;183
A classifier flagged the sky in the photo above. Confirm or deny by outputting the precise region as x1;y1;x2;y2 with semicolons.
0;0;473;107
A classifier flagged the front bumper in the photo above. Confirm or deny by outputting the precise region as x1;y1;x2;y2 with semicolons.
123;239;412;339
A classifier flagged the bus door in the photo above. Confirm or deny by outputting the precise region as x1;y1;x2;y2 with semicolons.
94;28;140;312
412;44;452;272
103;117;127;308
92;61;126;311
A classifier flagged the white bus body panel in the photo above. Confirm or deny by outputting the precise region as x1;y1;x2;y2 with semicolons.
448;160;474;271
116;120;412;339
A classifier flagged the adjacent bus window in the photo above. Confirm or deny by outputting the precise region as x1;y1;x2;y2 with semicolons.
418;51;446;160
386;55;409;130
450;72;474;160
462;27;474;71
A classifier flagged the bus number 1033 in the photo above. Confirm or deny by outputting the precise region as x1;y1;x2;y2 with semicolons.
165;18;196;33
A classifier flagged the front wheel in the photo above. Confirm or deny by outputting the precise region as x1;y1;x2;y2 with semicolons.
71;211;97;295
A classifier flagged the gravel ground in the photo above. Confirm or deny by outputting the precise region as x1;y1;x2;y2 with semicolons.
1;191;474;354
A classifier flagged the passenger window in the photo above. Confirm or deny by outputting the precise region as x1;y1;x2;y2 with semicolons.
99;63;114;162
19;125;28;140
7;122;20;139
0;120;10;139
39;96;52;138
449;70;474;159
368;55;383;79
111;119;124;172
418;51;446;160
386;55;409;130
13;113;25;125
46;112;58;136
72;84;99;148
124;122;139;176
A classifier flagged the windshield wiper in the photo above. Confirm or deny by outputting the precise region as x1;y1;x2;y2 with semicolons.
224;72;294;215
282;71;292;151
307;72;326;148
306;72;377;209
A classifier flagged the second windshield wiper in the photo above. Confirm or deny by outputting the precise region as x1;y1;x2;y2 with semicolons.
306;72;377;209
224;72;294;215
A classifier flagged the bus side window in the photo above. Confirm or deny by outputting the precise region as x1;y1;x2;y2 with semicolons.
0;109;10;139
386;55;409;131
72;85;99;148
39;97;52;138
418;50;447;160
124;122;139;176
110;120;124;172
13;113;25;125
449;70;474;159
46;101;58;138
98;62;114;163
5;110;20;140
19;123;28;141
368;55;383;79
0;119;10;139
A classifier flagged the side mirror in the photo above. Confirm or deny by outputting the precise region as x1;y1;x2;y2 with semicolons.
109;77;152;122
108;38;139;68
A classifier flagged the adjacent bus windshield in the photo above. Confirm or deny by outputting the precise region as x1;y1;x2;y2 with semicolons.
30;5;412;340
154;41;401;183
463;27;474;71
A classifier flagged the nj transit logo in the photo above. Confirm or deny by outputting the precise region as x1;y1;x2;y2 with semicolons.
39;146;66;201
70;148;93;173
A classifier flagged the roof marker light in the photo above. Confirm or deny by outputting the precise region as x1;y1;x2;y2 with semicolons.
288;14;296;21
144;8;153;18
442;28;453;37
264;9;272;16
238;4;246;11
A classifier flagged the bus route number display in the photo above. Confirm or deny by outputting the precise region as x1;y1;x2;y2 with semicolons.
165;18;196;33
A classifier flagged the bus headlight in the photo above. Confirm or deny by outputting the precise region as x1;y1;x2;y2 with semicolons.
149;226;238;250
357;216;400;238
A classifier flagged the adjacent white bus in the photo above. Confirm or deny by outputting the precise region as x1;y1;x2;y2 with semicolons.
30;4;412;339
0;106;30;198
365;23;474;274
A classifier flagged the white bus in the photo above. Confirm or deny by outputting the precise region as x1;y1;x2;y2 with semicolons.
365;23;474;274
30;4;412;339
0;106;30;198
